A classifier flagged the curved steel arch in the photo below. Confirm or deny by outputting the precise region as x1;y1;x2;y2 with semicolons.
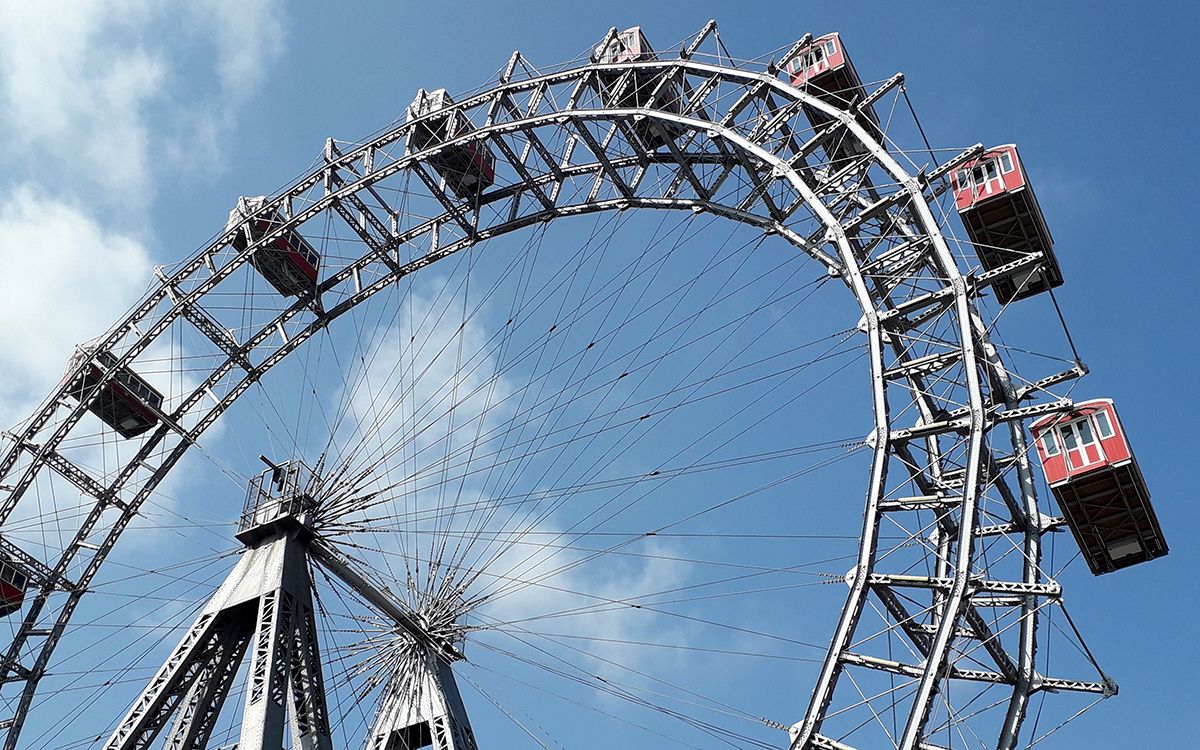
0;37;1101;750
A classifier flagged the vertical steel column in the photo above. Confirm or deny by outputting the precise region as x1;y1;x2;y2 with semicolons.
238;587;290;750
973;312;1044;750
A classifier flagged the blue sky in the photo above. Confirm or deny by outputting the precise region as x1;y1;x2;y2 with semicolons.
0;1;1197;748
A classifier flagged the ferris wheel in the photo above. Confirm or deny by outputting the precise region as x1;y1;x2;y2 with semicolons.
0;21;1169;750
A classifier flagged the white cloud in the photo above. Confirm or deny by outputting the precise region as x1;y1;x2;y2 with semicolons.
0;0;287;526
0;184;153;428
318;282;698;691
200;0;285;102
477;532;695;683
0;0;285;210
340;281;515;478
0;1;161;207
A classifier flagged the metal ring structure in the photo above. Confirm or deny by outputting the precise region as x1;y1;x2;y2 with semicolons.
0;30;1107;750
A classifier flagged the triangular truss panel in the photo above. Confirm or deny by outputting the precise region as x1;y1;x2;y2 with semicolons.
103;529;332;750
368;651;478;750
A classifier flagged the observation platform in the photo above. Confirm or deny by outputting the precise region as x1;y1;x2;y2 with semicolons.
235;458;319;546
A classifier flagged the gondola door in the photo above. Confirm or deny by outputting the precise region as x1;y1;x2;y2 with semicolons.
805;43;831;79
1059;416;1105;473
971;157;1006;203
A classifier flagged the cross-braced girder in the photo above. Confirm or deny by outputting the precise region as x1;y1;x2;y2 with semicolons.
0;25;1105;750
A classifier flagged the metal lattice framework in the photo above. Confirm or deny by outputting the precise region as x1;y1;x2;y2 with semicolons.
0;22;1110;750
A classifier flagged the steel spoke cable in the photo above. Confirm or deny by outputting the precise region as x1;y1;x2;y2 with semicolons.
313;299;853;527
326;400;866;616
321;435;858;526
457;669;562;750
432;208;715;585
461;289;856;603
314;211;634;516
433;208;707;583
20;565;218;750
455;428;865;608
309;274;854;537
468;642;716;750
323;534;831;652
346;534;856;627
457;219;778;587
309;219;820;496
471;621;776;749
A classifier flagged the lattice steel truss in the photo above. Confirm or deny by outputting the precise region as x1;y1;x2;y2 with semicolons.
101;500;472;750
0;22;1110;750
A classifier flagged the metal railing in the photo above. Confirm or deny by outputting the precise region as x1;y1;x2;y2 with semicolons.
240;460;316;533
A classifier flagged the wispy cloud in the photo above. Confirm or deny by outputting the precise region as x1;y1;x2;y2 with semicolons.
0;1;286;417
0;0;285;212
201;0;286;102
321;281;699;696
0;2;287;566
0;184;152;427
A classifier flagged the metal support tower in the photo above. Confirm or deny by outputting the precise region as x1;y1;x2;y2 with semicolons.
103;520;333;750
102;460;476;750
367;651;478;750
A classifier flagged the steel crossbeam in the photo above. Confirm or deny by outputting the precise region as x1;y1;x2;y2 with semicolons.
155;267;256;374
571;118;635;200
0;538;72;594
0;40;1108;750
21;440;121;510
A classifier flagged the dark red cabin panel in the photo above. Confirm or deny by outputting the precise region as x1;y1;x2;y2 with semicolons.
0;582;22;617
227;197;321;298
0;559;29;617
593;27;685;150
64;349;163;439
406;89;498;200
1031;399;1168;575
952;144;1063;303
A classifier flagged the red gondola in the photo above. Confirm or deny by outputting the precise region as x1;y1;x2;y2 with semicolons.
0;556;28;617
785;33;880;155
1031;399;1168;575
406;89;497;201
64;347;164;439
226;196;320;298
951;145;1063;304
594;27;685;149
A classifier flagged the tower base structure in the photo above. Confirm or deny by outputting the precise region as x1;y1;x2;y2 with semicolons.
104;526;332;750
104;460;476;750
368;649;478;750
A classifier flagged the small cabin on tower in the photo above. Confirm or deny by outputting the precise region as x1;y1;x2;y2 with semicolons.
406;89;497;201
64;347;164;439
237;459;318;546
593;27;685;150
1031;399;1168;575
785;33;880;155
951;145;1064;304
226;196;321;298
